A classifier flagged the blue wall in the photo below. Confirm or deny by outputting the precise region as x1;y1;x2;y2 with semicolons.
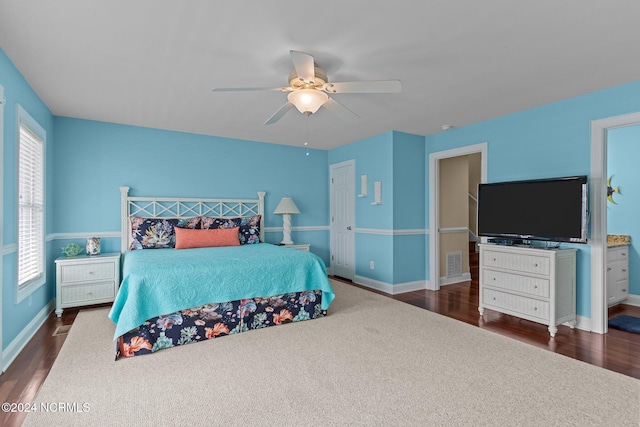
52;117;331;261
1;49;56;349
607;124;640;295
328;131;427;286
426;80;640;318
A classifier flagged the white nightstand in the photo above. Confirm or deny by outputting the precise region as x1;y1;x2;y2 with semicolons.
283;243;310;252
55;252;121;317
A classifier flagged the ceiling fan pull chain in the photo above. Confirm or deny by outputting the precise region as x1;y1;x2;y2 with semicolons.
305;112;310;156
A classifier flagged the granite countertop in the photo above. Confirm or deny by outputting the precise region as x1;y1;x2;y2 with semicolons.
607;234;630;247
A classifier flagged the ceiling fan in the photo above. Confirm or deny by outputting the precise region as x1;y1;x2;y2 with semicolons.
212;50;402;125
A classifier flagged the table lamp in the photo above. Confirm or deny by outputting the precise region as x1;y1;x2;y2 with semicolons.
273;197;300;244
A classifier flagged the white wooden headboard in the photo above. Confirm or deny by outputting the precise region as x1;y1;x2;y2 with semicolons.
120;186;266;253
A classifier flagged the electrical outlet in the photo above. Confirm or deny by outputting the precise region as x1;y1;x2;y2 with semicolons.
370;261;375;269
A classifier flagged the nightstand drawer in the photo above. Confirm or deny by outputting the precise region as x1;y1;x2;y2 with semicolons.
60;281;116;305
60;262;116;283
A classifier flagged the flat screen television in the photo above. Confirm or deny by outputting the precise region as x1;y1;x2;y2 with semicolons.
477;176;588;244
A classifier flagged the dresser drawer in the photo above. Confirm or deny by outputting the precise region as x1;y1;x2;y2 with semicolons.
483;250;550;276
60;281;115;305
608;246;628;262
482;269;550;298
482;288;549;321
60;261;116;283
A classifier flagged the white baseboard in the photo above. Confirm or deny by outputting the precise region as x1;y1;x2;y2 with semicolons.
439;273;471;287
623;293;640;307
353;275;429;295
2;300;55;373
572;315;591;332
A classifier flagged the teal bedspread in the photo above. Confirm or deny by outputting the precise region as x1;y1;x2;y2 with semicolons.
108;243;334;339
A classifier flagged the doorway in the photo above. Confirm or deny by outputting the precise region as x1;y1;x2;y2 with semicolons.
429;143;487;290
590;111;640;334
330;160;355;280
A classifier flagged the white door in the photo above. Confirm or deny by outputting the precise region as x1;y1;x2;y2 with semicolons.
330;160;355;280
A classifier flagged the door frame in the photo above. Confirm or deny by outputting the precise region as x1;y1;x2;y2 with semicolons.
329;159;355;280
429;142;487;291
590;111;640;333
0;85;4;370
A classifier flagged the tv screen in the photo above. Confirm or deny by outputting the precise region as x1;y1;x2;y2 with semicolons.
477;176;588;244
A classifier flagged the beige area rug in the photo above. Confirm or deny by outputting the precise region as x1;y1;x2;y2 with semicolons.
25;280;640;426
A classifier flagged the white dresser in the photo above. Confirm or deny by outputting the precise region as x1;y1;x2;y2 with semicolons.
478;244;577;337
55;252;121;317
607;245;629;306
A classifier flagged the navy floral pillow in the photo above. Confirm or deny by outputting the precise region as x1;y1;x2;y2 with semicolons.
130;216;200;250
200;215;261;244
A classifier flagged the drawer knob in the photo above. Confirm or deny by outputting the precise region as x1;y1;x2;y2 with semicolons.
607;267;612;271
622;269;627;272
622;289;627;292
622;252;626;256
493;258;496;262
534;263;538;267
534;285;538;289
534;307;537;310
493;297;496;301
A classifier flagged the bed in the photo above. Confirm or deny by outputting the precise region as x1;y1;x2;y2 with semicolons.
109;187;335;359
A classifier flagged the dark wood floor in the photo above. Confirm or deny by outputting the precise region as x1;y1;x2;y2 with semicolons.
1;279;640;427
348;278;640;380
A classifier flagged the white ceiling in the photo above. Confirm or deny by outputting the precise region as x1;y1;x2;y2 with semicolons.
1;1;640;150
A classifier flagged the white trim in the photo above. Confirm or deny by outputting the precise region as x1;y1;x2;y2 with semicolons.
573;315;591;332
590;111;640;334
47;231;121;240
438;227;469;234
0;245;15;256
355;228;428;235
354;275;429;294
429;142;488;291
263;226;329;233
622;294;640;308
50;229;327;239
0;83;4;371
2;300;54;372
439;272;471;286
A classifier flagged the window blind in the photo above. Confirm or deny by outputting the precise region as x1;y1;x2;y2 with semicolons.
18;124;44;287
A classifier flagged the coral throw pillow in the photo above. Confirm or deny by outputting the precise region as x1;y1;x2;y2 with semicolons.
175;227;240;249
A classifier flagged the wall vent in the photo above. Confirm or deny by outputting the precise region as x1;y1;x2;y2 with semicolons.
446;251;462;278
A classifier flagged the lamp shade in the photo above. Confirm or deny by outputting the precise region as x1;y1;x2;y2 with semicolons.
287;89;328;114
273;197;300;215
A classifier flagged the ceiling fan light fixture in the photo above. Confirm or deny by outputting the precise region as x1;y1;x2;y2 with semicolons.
287;89;328;114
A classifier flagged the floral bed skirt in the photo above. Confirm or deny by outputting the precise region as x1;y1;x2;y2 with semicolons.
116;289;326;359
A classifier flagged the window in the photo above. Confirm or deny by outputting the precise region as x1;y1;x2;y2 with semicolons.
17;106;45;300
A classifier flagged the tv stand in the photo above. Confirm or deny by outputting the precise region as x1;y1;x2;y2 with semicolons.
478;244;577;337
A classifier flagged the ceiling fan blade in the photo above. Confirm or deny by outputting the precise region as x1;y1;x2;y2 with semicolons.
264;102;295;125
212;86;290;92
323;80;402;94
290;50;316;84
322;97;359;122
